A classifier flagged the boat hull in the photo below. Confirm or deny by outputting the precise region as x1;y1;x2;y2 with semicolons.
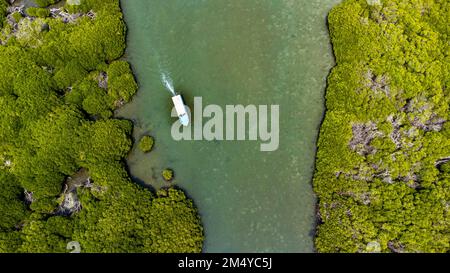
172;95;189;126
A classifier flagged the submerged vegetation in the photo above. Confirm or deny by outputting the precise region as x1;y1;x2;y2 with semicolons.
0;0;203;253
315;0;449;252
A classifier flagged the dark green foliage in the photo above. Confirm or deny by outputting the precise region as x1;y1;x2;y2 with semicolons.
73;186;203;253
0;0;203;253
440;162;450;173
142;189;204;252
35;0;61;8
19;218;70;253
11;12;22;23
53;61;88;90
26;7;50;18
0;171;28;253
107;61;138;103
315;0;450;253
0;0;7;28
0;171;28;232
33;3;126;71
0;231;22;253
65;77;113;118
138;135;154;153
12;106;82;197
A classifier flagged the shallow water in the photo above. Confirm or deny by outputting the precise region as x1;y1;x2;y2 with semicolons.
118;0;340;253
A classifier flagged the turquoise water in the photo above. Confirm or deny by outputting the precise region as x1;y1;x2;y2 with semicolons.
118;0;340;252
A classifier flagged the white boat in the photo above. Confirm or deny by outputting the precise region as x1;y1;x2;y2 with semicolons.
172;94;190;126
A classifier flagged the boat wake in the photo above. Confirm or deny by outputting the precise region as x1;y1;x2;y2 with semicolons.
161;73;176;96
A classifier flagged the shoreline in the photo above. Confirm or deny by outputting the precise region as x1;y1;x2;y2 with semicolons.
310;10;340;253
